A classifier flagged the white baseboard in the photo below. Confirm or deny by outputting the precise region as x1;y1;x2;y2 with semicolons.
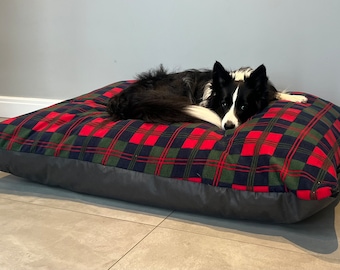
0;96;63;118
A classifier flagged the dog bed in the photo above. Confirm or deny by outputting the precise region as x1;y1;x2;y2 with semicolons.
0;80;339;223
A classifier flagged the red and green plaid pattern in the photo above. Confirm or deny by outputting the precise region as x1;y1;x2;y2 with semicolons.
1;81;339;200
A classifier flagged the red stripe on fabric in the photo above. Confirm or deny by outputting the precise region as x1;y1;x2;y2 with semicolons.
253;186;270;192
300;187;335;201
191;128;206;136
259;144;276;155
241;131;283;156
324;129;337;147
48;113;75;132
316;187;333;200
78;118;116;139
2;118;16;124
182;128;223;150
259;133;283;155
6;110;43;150
83;100;103;108
296;190;311;200
54;116;90;156
280;103;333;183
200;139;219;150
32;112;78;134
103;87;124;98
281;108;301;122
324;128;340;165
187;177;201;183
155;124;189;176
212;127;243;186
182;138;198;149
129;132;144;144
144;135;160;146
232;184;247;191
306;146;327;168
129;124;167;146
234;185;271;192
263;108;281;119
241;142;256;156
101;121;137;165
327;165;337;178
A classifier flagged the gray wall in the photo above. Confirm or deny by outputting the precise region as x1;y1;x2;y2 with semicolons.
1;0;340;104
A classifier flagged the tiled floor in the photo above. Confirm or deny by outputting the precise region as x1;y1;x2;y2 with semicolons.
0;118;340;269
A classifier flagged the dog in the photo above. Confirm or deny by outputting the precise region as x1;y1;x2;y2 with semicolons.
107;61;307;130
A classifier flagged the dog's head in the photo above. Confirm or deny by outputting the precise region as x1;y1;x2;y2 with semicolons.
209;61;272;130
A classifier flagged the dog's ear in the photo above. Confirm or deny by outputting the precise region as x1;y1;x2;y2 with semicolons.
248;64;267;82
212;61;232;90
247;64;268;88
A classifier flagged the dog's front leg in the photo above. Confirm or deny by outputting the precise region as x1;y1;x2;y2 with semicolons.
276;92;308;103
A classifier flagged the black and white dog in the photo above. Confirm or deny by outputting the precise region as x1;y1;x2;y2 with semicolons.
107;61;307;129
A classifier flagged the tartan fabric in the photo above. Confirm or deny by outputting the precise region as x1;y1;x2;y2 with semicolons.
0;81;339;201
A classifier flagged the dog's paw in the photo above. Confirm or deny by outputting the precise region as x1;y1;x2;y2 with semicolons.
277;92;308;103
289;95;308;103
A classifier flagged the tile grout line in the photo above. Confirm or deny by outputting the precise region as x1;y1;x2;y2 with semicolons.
0;195;169;227
143;211;340;261
106;209;175;270
150;220;340;261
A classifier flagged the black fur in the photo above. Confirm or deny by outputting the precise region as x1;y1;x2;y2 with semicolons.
106;61;279;129
107;65;213;124
211;62;278;128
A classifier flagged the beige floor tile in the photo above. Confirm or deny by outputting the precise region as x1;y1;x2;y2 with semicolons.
0;197;155;270
111;227;340;270
0;172;171;226
160;200;340;261
1;152;340;269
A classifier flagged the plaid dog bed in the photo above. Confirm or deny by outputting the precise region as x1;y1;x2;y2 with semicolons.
0;81;339;223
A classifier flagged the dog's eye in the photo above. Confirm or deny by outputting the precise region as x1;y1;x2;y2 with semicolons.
221;102;227;108
240;105;247;111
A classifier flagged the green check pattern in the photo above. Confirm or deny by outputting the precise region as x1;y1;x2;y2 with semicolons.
0;81;339;200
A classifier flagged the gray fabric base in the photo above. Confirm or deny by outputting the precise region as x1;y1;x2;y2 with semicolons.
0;149;337;223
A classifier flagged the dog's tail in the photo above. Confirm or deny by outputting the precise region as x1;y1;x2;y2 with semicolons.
184;105;222;129
107;91;222;129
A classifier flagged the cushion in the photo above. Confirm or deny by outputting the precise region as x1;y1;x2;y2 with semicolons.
0;81;339;223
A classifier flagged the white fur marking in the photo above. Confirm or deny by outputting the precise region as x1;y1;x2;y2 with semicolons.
221;86;240;129
199;81;213;107
184;105;222;129
276;92;308;103
230;68;253;81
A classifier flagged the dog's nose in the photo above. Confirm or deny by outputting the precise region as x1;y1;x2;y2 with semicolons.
224;121;236;130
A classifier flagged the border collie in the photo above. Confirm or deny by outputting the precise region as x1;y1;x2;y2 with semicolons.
107;61;307;129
